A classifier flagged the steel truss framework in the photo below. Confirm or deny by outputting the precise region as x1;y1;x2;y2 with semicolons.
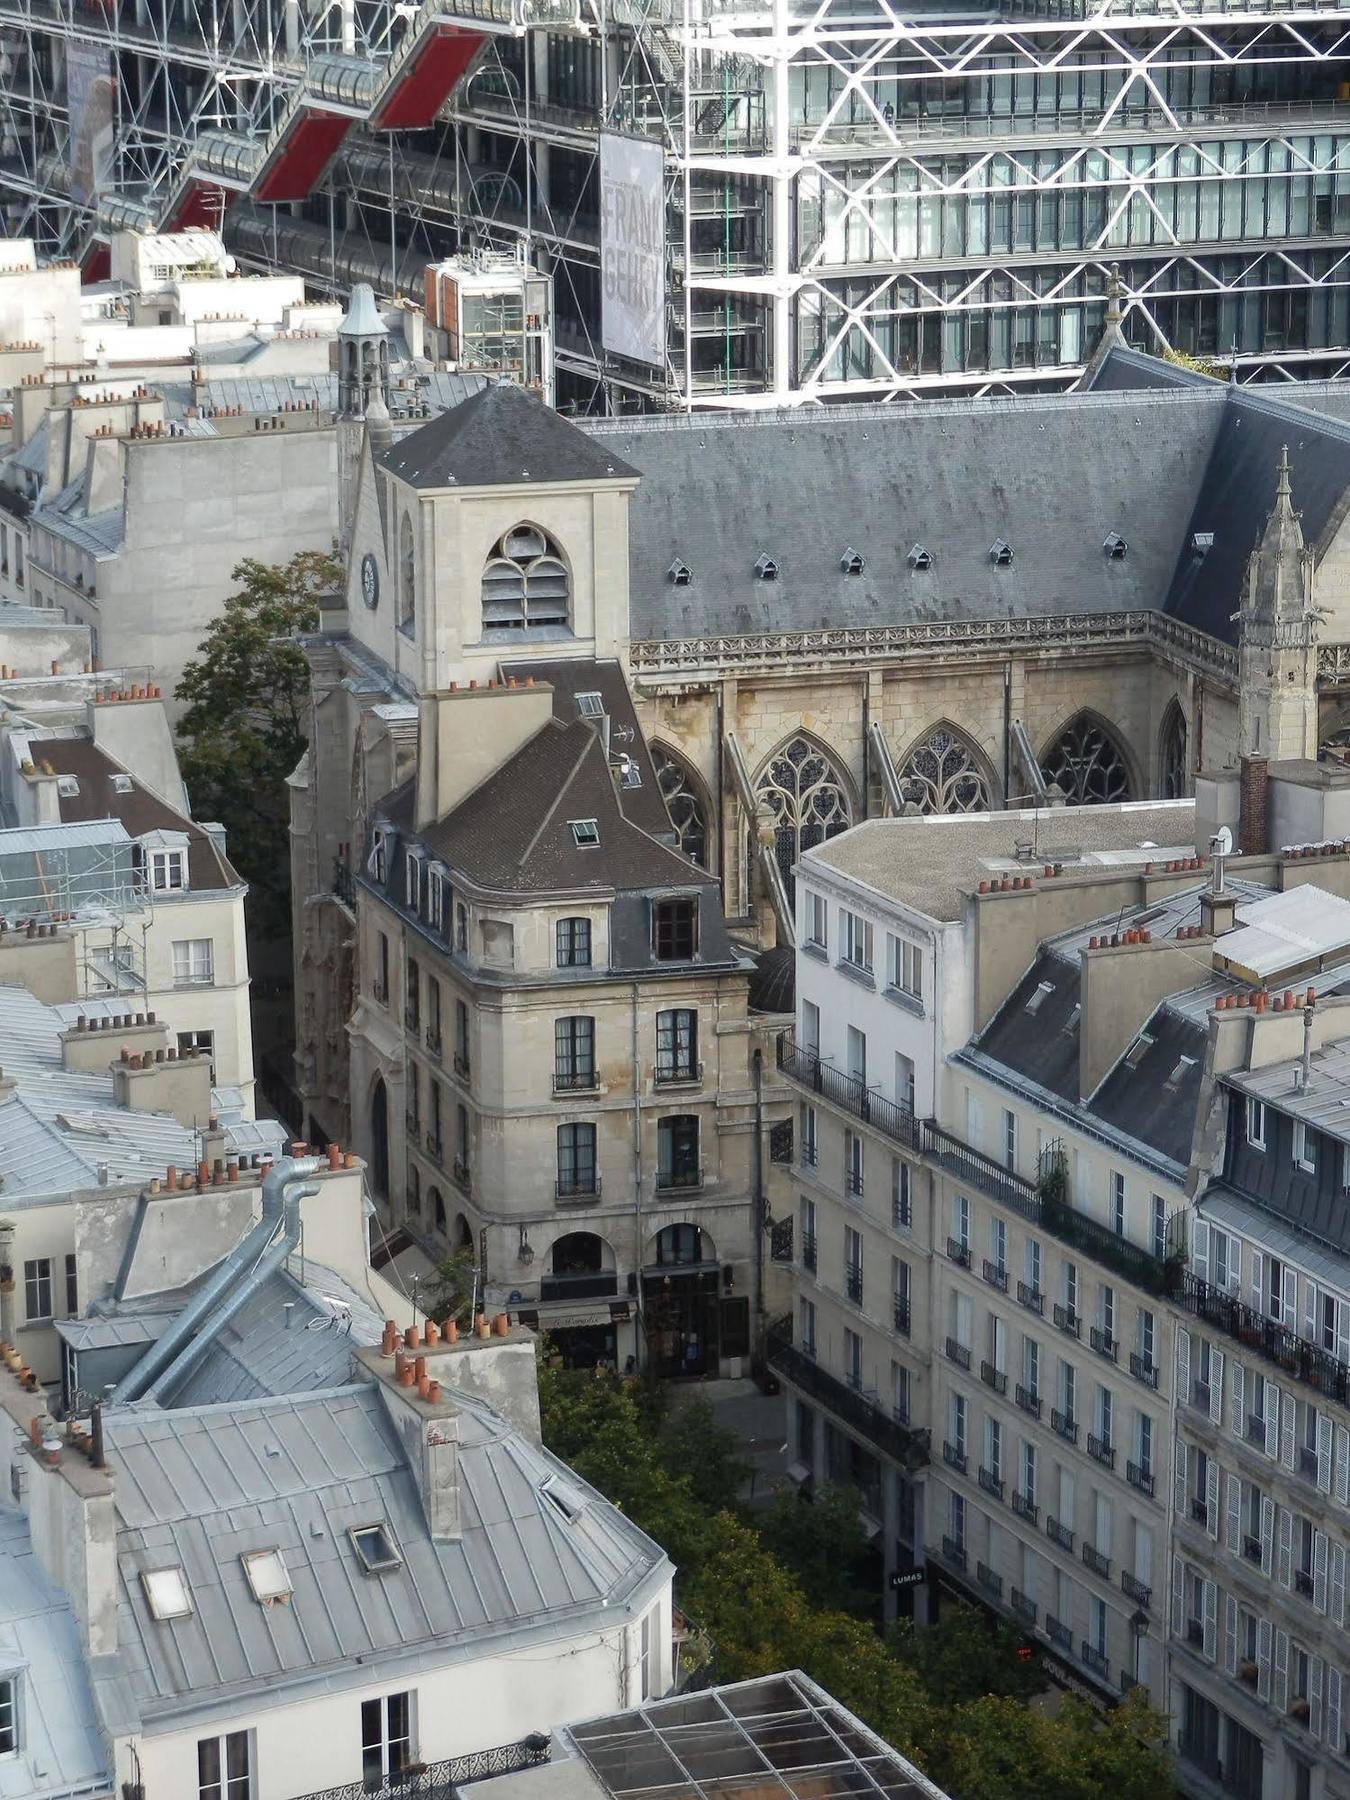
6;0;1350;407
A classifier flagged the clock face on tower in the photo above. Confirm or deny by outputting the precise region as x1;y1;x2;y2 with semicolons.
360;552;380;610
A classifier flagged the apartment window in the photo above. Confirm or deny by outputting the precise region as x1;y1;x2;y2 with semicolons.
990;1216;1007;1277
1293;1121;1318;1174
801;999;820;1057
1246;1096;1266;1149
846;1025;866;1086
1026;1238;1042;1295
1059;1359;1077;1421
404;850;421;909
1021;1439;1037;1505
1138;1307;1155;1368
376;932;390;1003
844;1131;864;1198
893;1256;911;1325
362;1693;413;1788
455;903;468;954
950;1490;967;1552
172;938;214;985
952;1192;970;1253
801;1103;818;1167
1096;1385;1113;1447
884;1058;913;1124
800;1295;817;1356
657;1116;700;1190
0;1674;15;1755
554;1016;596;1089
889;935;923;1000
892;1158;912;1228
1089;1594;1108;1659
1101;1284;1116;1342
951;1392;968;1460
557;1123;597;1196
1003;1110;1017;1172
844;1225;864;1303
1111;1172;1125;1237
178;1030;215;1078
1024;1335;1040;1399
656;1009;698;1081
842;909;873;973
149;848;187;892
556;916;592;967
405;956;420;1031
64;1252;78;1316
454;999;469;1071
986;1416;1003;1485
198;1733;251;1800
1151;1195;1167;1262
427;870;444;931
652;897;697;961
639;1611;654;1702
1064;1260;1079;1318
800;1195;817;1271
844;1326;863;1389
807;891;828;949
1136;1411;1154;1478
406;1062;420;1135
893;1361;911;1424
426;979;442;1049
24;1259;52;1323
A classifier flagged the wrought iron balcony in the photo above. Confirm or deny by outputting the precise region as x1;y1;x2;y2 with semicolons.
777;1039;921;1152
1011;1587;1037;1623
1053;1304;1081;1338
1081;1643;1110;1680
1127;1460;1155;1497
1046;1616;1072;1651
292;1735;551;1800
943;1440;967;1474
1089;1326;1118;1363
765;1321;930;1472
1087;1434;1115;1469
947;1237;972;1268
1012;1491;1039;1525
1051;1408;1078;1444
845;1166;864;1199
802;1231;817;1274
893;1297;911;1336
923;1120;1039;1216
1015;1383;1041;1419
977;1560;1004;1598
1122;1570;1152;1608
945;1337;972;1370
556;1173;601;1204
983;1258;1009;1293
845;1267;863;1304
1047;1517;1075;1552
1017;1280;1044;1315
1129;1351;1159;1389
1082;1542;1111;1578
980;1360;1008;1395
978;1466;1005;1501
1181;1272;1350;1407
940;1535;968;1571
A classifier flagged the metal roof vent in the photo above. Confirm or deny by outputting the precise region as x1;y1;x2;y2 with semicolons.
1191;532;1214;556
754;554;779;581
908;544;932;570
840;548;865;576
1103;532;1128;559
57;776;79;797
990;539;1014;567
111;774;133;793
668;559;692;586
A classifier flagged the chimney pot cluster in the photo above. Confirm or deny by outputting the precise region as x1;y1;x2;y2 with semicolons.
1280;840;1350;859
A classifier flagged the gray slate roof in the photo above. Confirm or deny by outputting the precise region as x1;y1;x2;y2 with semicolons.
100;1382;666;1726
587;390;1225;643
381;381;638;491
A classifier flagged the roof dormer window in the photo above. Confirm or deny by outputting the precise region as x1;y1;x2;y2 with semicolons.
149;849;186;893
908;544;932;570
112;774;133;794
668;559;692;586
575;692;605;719
404;848;422;909
57;776;79;797
1103;532;1128;559
754;554;779;581
990;540;1013;567
841;549;865;576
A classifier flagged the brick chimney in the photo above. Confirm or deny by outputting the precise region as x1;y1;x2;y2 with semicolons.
1239;755;1269;856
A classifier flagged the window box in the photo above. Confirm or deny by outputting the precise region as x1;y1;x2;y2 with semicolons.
978;1467;1004;1501
1051;1409;1078;1444
1087;1434;1115;1469
1126;1460;1155;1496
1053;1304;1081;1338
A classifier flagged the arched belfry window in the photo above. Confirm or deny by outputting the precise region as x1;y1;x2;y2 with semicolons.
1039;712;1133;806
754;736;852;898
481;524;570;632
1160;701;1188;799
398;514;415;636
896;724;994;815
653;745;709;867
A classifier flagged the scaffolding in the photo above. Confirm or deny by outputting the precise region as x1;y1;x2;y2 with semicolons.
5;0;1350;409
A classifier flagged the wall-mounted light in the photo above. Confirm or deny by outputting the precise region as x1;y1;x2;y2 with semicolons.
517;1226;534;1266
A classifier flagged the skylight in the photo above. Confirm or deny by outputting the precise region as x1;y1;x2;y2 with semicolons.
1166;1054;1198;1091
575;692;605;719
541;1475;586;1522
241;1549;293;1605
350;1524;401;1574
142;1566;193;1621
1123;1032;1155;1070
57;776;79;797
570;819;600;848
1024;980;1054;1015
111;774;134;794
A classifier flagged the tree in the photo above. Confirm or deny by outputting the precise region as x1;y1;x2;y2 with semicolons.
175;548;342;936
755;1481;873;1616
656;1396;748;1515
923;1690;1174;1800
888;1602;1044;1706
421;1247;478;1330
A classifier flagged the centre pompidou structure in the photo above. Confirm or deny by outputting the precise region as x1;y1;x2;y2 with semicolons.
4;0;1350;409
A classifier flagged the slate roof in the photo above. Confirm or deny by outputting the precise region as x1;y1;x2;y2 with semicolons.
381;381;638;491
587;390;1225;643
0;1506;109;1800
98;1382;667;1725
36;737;241;891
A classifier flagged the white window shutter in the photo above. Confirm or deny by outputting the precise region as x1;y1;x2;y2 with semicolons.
1206;1458;1219;1539
1337;1425;1350;1505
1203;1577;1217;1660
1258;1617;1272;1701
1275;1627;1290;1713
1304;1277;1318;1343
1193;1218;1210;1280
1318;1413;1334;1492
1261;1495;1275;1577
1333;1542;1346;1627
1224;1592;1238;1676
1282;1265;1297;1330
1251;1248;1264;1313
1230;1359;1246;1438
1176;1325;1191;1399
1173;1438;1188;1521
1338;1300;1350;1367
1329;1665;1343;1751
1225;1473;1241;1553
1210;1349;1224;1426
1313;1655;1326;1739
1171;1553;1184;1635
1281;1391;1297;1470
1265;1382;1281;1459
1278;1506;1294;1588
1316;1530;1330;1615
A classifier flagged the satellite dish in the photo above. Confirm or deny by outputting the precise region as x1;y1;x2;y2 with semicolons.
1214;826;1233;858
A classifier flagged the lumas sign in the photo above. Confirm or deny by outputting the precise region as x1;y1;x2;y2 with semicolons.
600;132;666;368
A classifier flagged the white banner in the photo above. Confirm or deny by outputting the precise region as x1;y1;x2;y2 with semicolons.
600;132;666;367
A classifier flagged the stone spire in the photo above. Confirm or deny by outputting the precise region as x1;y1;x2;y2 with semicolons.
1237;443;1321;768
337;282;390;419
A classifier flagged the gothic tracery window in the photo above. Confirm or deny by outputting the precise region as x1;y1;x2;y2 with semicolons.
398;514;415;636
896;725;993;815
481;524;570;632
653;746;709;867
755;736;852;897
1160;702;1188;799
1039;713;1133;806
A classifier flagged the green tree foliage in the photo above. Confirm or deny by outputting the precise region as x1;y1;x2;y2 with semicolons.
537;1361;1177;1800
656;1396;748;1515
421;1248;478;1330
755;1481;874;1616
175;548;342;934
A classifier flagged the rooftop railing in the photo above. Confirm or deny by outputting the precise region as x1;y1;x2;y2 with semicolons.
292;1734;550;1800
1182;1273;1350;1405
777;1039;921;1152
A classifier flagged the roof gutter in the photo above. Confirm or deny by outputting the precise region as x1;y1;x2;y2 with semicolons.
112;1154;324;1405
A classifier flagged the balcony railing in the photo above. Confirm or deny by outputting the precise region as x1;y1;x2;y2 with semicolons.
1012;1491;1039;1525
1017;1281;1044;1315
425;1027;442;1060
845;1268;864;1304
1127;1460;1156;1497
941;1535;968;1571
1129;1352;1159;1390
1181;1272;1350;1406
1047;1616;1072;1651
1081;1644;1110;1680
845;1165;865;1199
1087;1434;1115;1469
978;1466;1005;1501
977;1561;1004;1599
980;1361;1008;1395
654;1059;703;1088
777;1039;920;1151
924;1121;1038;1216
765;1321;930;1472
943;1440;968;1474
292;1735;551;1800
802;1231;818;1273
1082;1542;1111;1578
554;1068;599;1093
894;1297;911;1337
1053;1304;1081;1338
1051;1409;1078;1444
1047;1517;1075;1552
556;1173;601;1204
1089;1327;1118;1363
983;1259;1009;1293
945;1337;972;1370
1122;1570;1152;1608
1015;1383;1041;1419
656;1167;704;1194
947;1238;972;1269
454;1052;471;1081
1011;1587;1037;1623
